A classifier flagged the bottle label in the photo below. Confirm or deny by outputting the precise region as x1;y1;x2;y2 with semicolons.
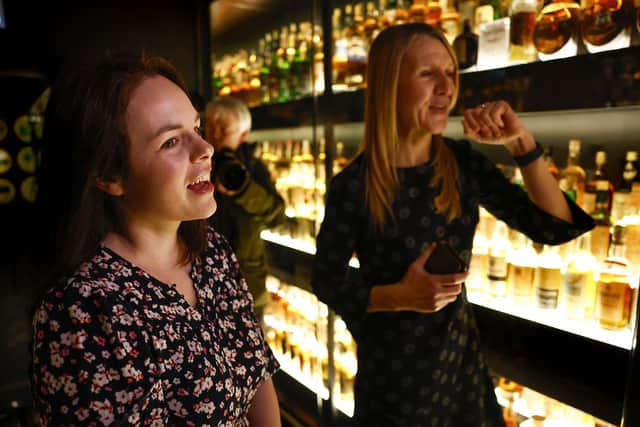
563;271;589;317
509;264;534;300
597;280;630;327
535;267;562;309
488;255;508;279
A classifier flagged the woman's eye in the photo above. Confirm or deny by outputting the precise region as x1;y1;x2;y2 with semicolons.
194;126;204;137
161;137;179;149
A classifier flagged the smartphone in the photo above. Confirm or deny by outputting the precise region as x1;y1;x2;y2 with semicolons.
424;241;468;274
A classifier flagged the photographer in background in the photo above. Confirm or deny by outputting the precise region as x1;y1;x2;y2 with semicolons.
206;96;286;321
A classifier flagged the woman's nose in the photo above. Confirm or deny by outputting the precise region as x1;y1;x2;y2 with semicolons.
193;134;214;160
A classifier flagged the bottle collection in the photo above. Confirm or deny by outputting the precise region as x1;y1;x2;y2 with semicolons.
262;274;617;425
262;275;357;416
258;136;640;332
212;0;640;105
468;142;640;331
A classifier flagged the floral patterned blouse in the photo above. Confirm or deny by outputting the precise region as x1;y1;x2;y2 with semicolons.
31;227;279;426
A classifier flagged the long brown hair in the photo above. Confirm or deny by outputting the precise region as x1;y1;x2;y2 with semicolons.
360;23;461;232
37;52;208;282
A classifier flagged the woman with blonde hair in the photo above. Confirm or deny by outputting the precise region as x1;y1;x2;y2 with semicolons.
312;23;593;426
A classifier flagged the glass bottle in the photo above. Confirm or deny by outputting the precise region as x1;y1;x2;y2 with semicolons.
534;0;581;60
409;0;429;22
596;225;633;329
487;221;512;298
364;1;382;47
277;26;292;103
581;0;632;53
586;151;613;261
558;138;586;207
508;234;538;305
440;7;461;45
394;0;411;24
535;244;564;309
561;232;598;319
509;0;539;63
346;4;368;89
333;7;349;90
453;19;479;69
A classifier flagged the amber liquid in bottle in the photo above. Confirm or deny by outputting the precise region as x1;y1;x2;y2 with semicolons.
581;0;628;46
533;2;581;54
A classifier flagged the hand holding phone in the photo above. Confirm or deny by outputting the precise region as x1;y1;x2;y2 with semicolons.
424;242;467;275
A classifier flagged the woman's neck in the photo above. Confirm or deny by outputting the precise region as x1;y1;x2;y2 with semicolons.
102;223;184;269
396;128;433;167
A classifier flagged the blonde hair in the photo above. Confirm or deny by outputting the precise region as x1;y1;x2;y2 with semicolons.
360;23;461;232
206;96;252;133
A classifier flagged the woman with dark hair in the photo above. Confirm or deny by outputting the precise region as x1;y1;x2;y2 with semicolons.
312;23;594;426
31;53;281;426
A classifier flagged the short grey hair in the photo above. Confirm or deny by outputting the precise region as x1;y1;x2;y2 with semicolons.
205;96;252;133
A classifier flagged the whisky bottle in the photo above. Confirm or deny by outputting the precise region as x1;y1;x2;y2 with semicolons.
535;244;564;309
333;141;349;175
585;151;613;261
596;225;633;329
533;0;581;60
507;234;538;305
393;0;411;24
487;220;512;298
260;35;272;104
333;7;349;90
426;0;443;25
440;8;461;44
364;1;382;47
409;0;429;23
558;138;586;207
509;0;539;63
581;0;632;53
346;4;368;88
561;232;598;319
453;19;479;69
312;24;325;94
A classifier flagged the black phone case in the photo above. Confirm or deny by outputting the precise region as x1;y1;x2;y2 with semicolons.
424;242;467;274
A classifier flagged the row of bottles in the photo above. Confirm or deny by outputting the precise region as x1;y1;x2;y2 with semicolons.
469;214;638;330
497;377;617;426
469;142;640;330
262;275;357;413
211;0;640;105
213;21;324;107
262;273;617;424
256;138;350;244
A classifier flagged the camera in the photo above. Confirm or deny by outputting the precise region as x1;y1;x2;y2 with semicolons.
213;149;250;194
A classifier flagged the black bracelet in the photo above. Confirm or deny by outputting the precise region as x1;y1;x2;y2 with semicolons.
513;141;544;167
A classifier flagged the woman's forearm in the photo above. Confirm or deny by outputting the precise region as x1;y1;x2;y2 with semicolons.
248;378;281;427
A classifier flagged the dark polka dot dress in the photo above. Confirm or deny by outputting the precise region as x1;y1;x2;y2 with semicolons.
32;227;279;426
312;139;594;427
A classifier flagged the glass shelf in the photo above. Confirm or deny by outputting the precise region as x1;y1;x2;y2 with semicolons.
467;291;633;350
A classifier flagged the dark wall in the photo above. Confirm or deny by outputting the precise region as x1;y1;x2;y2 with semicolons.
0;0;210;95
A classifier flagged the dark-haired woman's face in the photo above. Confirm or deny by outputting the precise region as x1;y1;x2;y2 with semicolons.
396;36;456;138
119;75;216;228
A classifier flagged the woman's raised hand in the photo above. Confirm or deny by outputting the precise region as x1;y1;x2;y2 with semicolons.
462;100;529;146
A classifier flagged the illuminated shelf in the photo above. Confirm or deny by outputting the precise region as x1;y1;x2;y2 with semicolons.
260;230;360;268
468;291;633;350
273;352;329;401
262;230;632;350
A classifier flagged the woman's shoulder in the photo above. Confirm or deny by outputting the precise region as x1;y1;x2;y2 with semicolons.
330;154;365;192
37;248;126;319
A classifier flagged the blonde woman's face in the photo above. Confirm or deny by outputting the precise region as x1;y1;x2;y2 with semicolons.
396;36;456;137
